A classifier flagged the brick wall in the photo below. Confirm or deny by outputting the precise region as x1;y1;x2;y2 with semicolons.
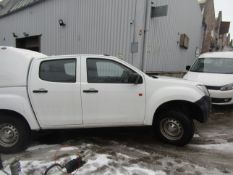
201;0;216;53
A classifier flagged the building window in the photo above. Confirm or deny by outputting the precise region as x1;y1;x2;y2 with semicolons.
39;59;76;83
151;5;168;18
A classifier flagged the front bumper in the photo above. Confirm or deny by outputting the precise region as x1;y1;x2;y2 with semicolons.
195;96;211;123
209;89;233;105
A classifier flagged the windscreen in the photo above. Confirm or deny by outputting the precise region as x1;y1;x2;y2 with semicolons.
190;57;233;74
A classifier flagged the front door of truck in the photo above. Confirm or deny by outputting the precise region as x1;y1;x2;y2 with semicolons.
81;57;146;125
28;57;82;128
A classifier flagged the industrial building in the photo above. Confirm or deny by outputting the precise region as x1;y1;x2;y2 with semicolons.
0;0;203;72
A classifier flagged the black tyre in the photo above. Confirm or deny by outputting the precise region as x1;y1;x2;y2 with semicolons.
154;111;194;146
0;116;30;153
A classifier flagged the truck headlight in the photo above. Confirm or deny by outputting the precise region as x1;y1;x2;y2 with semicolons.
220;83;233;91
197;85;210;96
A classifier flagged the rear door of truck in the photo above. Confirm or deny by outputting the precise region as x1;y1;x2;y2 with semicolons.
28;56;83;128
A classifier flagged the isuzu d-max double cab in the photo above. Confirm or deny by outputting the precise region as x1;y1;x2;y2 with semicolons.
0;47;210;153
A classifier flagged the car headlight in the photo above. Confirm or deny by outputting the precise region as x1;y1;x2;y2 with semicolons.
220;83;233;91
197;85;210;96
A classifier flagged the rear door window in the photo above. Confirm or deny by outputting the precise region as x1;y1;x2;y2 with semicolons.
39;59;76;83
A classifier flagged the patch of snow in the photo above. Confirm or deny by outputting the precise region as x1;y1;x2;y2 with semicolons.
59;146;79;151
214;138;228;144
192;142;233;153
77;153;166;175
2;160;54;175
20;160;54;174
2;155;79;175
116;153;132;159
128;147;150;156
159;156;225;175
27;144;58;151
88;154;111;166
124;165;166;175
78;154;111;173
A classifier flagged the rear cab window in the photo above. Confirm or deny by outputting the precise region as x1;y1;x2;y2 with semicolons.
39;59;76;83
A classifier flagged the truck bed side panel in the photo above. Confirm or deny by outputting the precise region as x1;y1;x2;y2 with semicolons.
0;87;40;130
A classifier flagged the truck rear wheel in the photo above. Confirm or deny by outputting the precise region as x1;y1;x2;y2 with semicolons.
0;116;30;153
155;111;194;146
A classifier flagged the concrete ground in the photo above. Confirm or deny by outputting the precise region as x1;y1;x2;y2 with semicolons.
1;105;233;175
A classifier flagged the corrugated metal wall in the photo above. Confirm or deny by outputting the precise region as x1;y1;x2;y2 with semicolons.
144;0;203;72
0;0;144;67
0;0;203;72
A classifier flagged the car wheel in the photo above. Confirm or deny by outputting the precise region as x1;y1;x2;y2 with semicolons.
0;116;30;153
155;110;194;146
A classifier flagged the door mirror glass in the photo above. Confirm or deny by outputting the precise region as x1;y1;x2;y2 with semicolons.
186;65;191;71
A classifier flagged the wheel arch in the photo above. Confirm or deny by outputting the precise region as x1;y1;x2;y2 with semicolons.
152;100;204;125
0;109;31;130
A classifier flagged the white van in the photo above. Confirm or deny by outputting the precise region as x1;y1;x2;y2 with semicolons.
184;52;233;105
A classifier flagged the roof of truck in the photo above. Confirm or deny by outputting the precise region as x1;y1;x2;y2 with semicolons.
0;46;46;87
44;54;111;59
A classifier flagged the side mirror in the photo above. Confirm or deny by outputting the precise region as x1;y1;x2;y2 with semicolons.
186;65;191;71
129;73;143;84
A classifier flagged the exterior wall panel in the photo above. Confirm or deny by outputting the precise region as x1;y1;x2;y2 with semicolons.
144;0;203;72
0;0;141;65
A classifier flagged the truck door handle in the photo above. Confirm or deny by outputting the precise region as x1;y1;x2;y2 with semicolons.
33;89;48;94
83;89;99;93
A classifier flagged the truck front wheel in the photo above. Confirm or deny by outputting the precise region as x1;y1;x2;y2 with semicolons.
154;111;194;146
0;116;30;153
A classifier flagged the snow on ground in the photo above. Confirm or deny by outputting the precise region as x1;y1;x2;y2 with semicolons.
77;153;166;175
1;145;167;175
191;142;233;154
26;144;58;152
1;142;228;175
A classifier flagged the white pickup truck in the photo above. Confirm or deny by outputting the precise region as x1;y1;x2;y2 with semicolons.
0;47;210;153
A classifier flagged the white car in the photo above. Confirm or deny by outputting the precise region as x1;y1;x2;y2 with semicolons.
184;52;233;105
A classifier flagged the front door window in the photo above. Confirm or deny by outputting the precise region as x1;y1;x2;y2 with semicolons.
87;58;135;84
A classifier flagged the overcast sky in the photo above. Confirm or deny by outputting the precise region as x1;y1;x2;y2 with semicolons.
214;0;233;39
